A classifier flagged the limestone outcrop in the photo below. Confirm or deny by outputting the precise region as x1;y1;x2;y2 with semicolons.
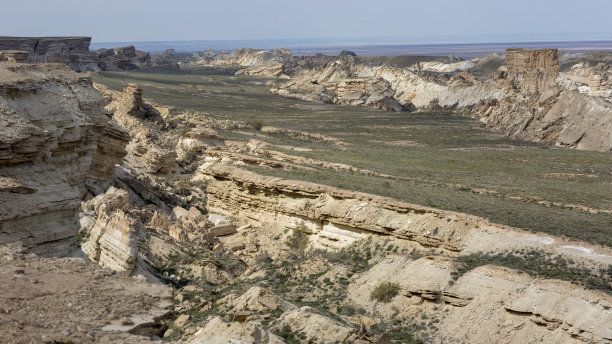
0;36;91;61
235;62;288;78
261;48;612;152
506;48;560;93
0;50;28;62
96;45;151;71
86;121;130;188
0;63;107;255
80;187;138;274
177;127;226;160
347;255;612;344
200;165;612;268
0;37;151;72
102;83;177;174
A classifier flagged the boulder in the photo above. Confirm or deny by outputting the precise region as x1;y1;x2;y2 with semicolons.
209;224;237;237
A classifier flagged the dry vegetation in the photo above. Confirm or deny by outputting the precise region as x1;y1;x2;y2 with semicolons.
94;65;612;248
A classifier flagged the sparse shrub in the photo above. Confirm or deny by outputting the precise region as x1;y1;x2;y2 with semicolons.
338;302;366;316
285;225;309;251
370;281;400;303
247;120;263;131
261;150;272;158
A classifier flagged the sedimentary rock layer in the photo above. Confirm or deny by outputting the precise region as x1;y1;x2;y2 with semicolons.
202;165;612;267
210;47;611;152
0;63;107;255
0;36;91;59
348;255;612;344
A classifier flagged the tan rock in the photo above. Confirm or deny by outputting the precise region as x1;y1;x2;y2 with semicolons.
275;306;354;343
348;255;612;344
149;211;171;232
0;63;107;255
172;206;190;221
229;286;295;313
186;316;284;344
80;187;138;274
174;314;190;328
209;223;237;237
169;225;188;242
86;121;129;184
506;48;559;93
226;241;245;252
176;127;225;159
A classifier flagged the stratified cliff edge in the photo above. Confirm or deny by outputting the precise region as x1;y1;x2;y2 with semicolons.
198;47;612;152
0;63;108;255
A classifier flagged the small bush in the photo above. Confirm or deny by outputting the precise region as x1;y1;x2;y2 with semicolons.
370;282;400;303
285;225;309;251
247;120;263;131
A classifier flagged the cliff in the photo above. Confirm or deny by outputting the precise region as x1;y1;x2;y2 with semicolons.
0;63;108;255
199;164;612;343
506;48;560;93
0;37;151;72
0;36;91;59
245;48;612;152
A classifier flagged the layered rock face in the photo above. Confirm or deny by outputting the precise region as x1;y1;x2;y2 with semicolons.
0;36;91;60
0;63;107;255
201;165;612;266
0;50;28;62
96;45;151;71
80;187;138;273
0;36;99;72
198;164;612;343
0;37;152;72
213;47;609;152
506;48;560;93
348;255;612;344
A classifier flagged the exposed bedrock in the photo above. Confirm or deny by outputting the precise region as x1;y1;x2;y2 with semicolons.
349;255;612;344
0;63;108;255
0;37;151;72
215;47;611;152
0;36;91;58
201;165;612;267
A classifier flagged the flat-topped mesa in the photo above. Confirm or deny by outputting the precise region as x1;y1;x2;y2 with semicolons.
505;48;560;93
0;37;151;72
0;63;108;255
0;36;91;60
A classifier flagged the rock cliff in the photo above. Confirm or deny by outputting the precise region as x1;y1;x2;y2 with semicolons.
206;47;611;152
0;37;151;72
0;63;107;255
196;163;612;343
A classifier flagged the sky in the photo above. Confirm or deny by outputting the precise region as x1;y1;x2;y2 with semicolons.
1;0;611;43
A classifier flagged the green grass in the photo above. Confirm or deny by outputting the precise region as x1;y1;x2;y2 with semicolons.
370;282;401;303
453;249;612;294
93;65;612;247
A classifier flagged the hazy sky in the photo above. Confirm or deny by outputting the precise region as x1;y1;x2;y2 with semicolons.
1;0;611;43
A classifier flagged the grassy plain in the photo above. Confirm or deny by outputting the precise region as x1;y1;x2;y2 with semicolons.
94;65;612;247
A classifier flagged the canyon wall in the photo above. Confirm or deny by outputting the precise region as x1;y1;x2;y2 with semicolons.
0;36;91;59
202;164;612;266
201;164;612;343
248;47;611;152
506;48;560;93
0;37;151;72
0;63;108;255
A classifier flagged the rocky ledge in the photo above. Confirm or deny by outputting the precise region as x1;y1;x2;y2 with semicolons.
0;63;109;255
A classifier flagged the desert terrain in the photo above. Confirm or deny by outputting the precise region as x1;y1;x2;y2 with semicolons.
1;37;611;343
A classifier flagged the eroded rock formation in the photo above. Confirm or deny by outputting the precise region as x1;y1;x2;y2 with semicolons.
0;63;107;255
204;47;611;152
0;37;151;72
506;48;560;93
80;187;138;274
